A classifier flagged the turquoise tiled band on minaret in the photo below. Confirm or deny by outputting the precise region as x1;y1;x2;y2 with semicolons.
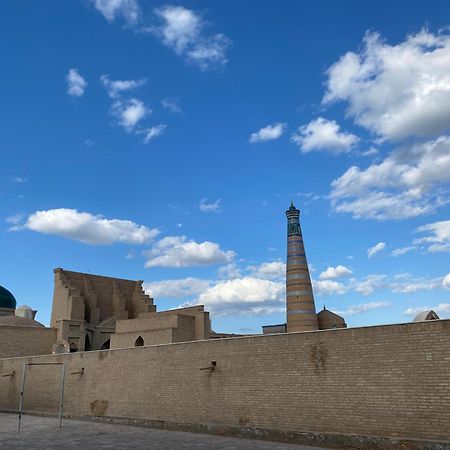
285;202;318;332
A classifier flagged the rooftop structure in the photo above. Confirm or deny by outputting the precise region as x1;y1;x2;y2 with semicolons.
413;310;440;322
0;285;17;316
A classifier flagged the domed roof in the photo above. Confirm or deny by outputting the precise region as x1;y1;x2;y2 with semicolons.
0;315;44;327
413;310;440;322
0;285;17;309
317;308;343;319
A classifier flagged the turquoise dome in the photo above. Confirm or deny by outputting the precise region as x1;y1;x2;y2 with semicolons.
0;285;17;309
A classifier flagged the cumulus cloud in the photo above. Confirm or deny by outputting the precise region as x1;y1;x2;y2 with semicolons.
330;137;450;220
144;277;211;299
404;303;450;316
90;3;230;70
101;75;146;98
351;274;386;296
217;263;242;280
249;123;286;143
443;273;450;289
66;69;87;97
142;124;166;143
324;29;450;221
199;198;221;213
367;242;386;258
181;276;285;316
90;0;141;25
144;235;235;268
291;117;358;154
323;29;450;141
111;98;149;131
248;261;286;280
161;97;182;113
336;301;391;317
14;208;158;245
319;265;353;280
415;220;450;252
313;280;346;295
151;6;231;70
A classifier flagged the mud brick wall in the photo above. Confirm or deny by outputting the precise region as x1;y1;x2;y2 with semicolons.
1;320;449;442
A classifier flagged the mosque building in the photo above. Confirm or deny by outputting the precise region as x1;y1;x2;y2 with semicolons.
0;203;441;359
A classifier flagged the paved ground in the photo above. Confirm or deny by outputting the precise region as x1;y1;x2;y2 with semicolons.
0;413;327;450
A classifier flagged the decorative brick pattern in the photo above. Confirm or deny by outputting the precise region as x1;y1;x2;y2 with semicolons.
286;203;318;332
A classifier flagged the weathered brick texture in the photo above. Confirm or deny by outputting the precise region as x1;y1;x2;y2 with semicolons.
0;325;56;359
0;320;449;442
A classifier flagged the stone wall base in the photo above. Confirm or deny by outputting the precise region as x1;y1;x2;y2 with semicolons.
2;410;449;450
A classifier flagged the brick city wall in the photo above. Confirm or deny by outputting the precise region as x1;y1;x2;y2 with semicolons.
0;320;449;443
0;325;56;359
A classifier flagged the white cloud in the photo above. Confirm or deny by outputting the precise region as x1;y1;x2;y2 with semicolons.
161;97;182;113
351;274;386;296
404;303;450;316
144;277;211;298
152;6;231;70
217;263;241;280
360;147;379;157
390;278;442;293
336;301;391;317
367;242;386;258
291;117;358;154
90;0;140;25
5;214;24;225
415;220;450;252
66;69;87;97
443;273;450;289
181;276;285;316
313;279;346;295
330;136;450;220
101;75;146;98
199;198;221;213
111;98;149;131
15;208;158;245
12;176;27;183
323;29;450;141
144;235;235;268
297;192;322;205
319;265;353;280
248;261;286;280
249;123;286;143
142;124;166;143
391;246;417;257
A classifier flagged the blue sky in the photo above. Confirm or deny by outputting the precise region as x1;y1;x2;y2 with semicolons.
2;0;450;333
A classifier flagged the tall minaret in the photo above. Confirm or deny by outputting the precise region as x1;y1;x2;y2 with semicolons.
286;202;318;332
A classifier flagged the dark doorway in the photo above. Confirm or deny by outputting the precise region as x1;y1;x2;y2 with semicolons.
84;334;92;351
135;336;144;347
69;342;78;353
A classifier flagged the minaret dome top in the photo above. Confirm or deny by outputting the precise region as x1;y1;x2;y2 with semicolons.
286;201;300;216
